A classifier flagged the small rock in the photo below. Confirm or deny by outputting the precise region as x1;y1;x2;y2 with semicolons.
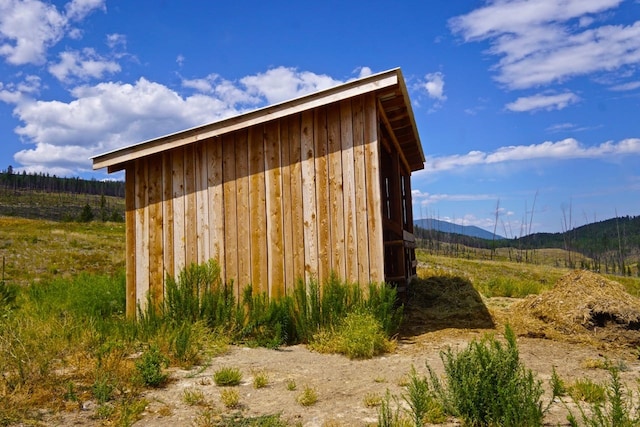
81;400;95;411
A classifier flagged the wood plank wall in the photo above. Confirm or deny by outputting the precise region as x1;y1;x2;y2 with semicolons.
124;93;384;316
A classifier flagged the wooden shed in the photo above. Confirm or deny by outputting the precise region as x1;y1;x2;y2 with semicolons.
92;68;425;317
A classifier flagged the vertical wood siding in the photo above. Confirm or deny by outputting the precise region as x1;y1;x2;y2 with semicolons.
126;96;385;310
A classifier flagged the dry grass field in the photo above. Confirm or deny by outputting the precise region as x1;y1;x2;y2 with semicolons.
0;216;125;285
2;216;640;426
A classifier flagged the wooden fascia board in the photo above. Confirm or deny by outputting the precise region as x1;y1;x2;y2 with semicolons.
395;69;425;165
92;71;401;171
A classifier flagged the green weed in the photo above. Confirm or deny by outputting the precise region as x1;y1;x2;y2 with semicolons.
92;371;115;404
308;311;395;359
569;378;607;404
377;390;412;427
565;367;640;427
286;378;297;391
220;388;240;408
213;366;242;386
296;385;318;406
182;387;206;406
430;325;545;427
551;367;567;397
135;345;169;387
363;392;382;408
403;366;446;425
252;369;269;389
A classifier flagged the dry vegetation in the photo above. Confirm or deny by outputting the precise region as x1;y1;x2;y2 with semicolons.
510;270;640;347
0;217;125;285
2;217;640;426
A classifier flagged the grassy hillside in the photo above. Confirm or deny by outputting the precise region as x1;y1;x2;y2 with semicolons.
0;217;125;285
0;187;125;222
417;215;640;276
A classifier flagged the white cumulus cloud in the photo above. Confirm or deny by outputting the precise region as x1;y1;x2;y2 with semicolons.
423;71;447;100
424;138;640;173
0;0;105;65
506;92;580;112
240;66;342;104
8;67;362;173
449;0;640;89
48;48;120;82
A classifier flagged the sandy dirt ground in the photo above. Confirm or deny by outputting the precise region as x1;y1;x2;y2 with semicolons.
51;321;640;427
48;270;640;426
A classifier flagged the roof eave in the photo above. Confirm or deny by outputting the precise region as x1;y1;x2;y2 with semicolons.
93;69;402;171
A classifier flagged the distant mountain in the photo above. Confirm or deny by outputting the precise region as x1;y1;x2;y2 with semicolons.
414;218;504;240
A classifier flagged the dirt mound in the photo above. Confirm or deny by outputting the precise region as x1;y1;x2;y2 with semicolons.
510;270;640;347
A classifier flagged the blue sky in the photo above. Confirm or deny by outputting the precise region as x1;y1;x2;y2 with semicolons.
0;0;639;235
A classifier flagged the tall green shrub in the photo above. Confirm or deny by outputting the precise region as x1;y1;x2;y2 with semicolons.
143;261;402;349
430;325;544;426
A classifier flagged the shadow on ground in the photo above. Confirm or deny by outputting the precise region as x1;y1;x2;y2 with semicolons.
400;275;495;338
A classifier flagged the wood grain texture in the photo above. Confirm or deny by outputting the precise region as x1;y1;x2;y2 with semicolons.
280;117;294;294
162;152;175;281
352;96;370;284
207;137;225;281
364;93;384;283
172;148;186;278
249;126;267;293
287;115;305;286
134;158;150;309
327;102;346;280
148;154;164;309
222;134;238;286
314;108;330;284
264;120;285;297
195;142;210;264
340;100;358;284
300;110;318;283
184;145;197;265
125;164;136;318
234;130;251;291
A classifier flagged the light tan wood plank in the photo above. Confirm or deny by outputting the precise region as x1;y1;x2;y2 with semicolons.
327;102;346;280
172;148;186;277
134;159;150;310
195;142;210;264
287;114;305;285
340;100;358;284
223;134;238;288
148;154;164;309
300;110;318;283
280;117;294;294
207;137;225;281
314;107;330;285
249;126;267;294
265;120;284;298
125;164;136;318
162;151;175;281
184;145;197;265
364;93;384;283
352;96;370;284
234;130;251;292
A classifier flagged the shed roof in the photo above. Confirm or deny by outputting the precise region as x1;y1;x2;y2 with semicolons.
92;68;425;173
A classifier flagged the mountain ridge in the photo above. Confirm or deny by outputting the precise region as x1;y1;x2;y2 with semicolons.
414;218;504;240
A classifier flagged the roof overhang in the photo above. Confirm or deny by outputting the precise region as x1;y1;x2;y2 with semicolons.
92;68;425;173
